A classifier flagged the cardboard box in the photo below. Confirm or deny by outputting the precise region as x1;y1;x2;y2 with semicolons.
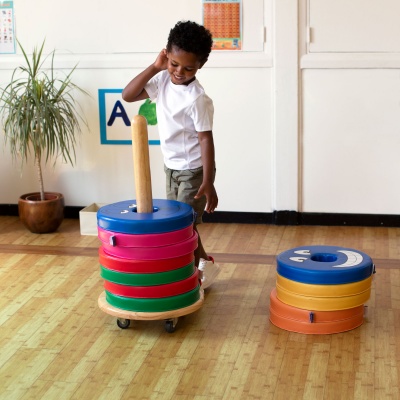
79;203;107;236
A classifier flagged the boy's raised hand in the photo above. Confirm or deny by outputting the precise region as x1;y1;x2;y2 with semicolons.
154;49;169;71
122;49;169;102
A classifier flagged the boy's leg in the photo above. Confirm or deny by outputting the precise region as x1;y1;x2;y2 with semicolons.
164;165;219;288
193;223;207;266
164;166;179;200
164;164;207;228
195;223;220;289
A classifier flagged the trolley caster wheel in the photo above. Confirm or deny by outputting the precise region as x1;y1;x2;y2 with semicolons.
117;318;131;329
165;318;178;333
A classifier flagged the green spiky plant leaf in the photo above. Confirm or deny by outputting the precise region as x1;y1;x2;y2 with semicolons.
0;40;89;200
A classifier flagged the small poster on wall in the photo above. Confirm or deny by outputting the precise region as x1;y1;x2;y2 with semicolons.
98;89;160;145
0;0;16;54
202;0;242;50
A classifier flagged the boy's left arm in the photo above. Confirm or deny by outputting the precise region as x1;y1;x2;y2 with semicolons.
195;131;218;213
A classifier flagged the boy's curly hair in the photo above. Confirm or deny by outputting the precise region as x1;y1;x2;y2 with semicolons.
167;21;213;63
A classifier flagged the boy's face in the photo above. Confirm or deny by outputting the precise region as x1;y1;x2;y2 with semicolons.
167;45;204;86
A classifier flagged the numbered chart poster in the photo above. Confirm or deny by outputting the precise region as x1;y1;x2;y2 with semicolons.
0;0;16;54
203;0;242;50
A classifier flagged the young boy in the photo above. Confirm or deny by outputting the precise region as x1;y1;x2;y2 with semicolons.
122;20;219;289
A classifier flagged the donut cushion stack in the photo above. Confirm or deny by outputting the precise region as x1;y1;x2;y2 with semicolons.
97;199;202;312
269;246;375;334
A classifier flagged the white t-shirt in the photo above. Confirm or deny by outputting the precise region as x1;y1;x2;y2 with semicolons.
145;70;214;170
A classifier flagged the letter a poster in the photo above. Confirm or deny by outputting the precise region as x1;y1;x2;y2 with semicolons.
202;0;242;50
0;0;16;54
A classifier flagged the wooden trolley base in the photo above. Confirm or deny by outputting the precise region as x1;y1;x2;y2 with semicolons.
98;289;204;333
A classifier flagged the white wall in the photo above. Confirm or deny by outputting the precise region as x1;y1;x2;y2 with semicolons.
0;0;274;213
0;64;272;212
1;0;400;216
302;69;400;214
300;0;400;215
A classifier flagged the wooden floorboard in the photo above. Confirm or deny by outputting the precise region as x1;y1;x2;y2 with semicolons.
0;216;399;399
0;244;398;269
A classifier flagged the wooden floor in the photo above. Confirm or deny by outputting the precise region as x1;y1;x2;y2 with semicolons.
0;216;399;400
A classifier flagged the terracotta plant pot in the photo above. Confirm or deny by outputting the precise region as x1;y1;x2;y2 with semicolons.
18;192;65;233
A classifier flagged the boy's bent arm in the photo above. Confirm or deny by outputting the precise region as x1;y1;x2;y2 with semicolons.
122;49;168;102
122;65;159;102
195;131;218;213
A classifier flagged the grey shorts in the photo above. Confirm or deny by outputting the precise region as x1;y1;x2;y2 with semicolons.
164;165;215;224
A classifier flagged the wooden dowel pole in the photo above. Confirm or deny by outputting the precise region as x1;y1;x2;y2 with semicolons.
131;115;153;213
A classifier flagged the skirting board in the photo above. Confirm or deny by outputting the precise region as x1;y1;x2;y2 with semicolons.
1;204;400;227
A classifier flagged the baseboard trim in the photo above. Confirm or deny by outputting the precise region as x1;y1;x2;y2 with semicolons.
0;204;19;217
1;204;400;227
205;210;400;227
298;212;400;227
0;204;83;219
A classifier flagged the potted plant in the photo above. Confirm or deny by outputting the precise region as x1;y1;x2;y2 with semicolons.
0;40;89;233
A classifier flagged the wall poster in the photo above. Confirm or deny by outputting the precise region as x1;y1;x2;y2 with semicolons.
0;0;16;54
203;0;242;50
98;89;159;145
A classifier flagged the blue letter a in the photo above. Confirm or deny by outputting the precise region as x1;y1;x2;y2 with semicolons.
107;101;130;126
